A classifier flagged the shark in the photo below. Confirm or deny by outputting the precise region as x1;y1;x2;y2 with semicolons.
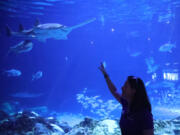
6;18;96;42
11;92;43;98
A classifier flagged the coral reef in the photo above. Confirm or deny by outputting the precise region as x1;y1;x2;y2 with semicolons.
0;110;180;135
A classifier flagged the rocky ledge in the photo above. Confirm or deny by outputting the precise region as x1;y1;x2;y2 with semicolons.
0;110;180;135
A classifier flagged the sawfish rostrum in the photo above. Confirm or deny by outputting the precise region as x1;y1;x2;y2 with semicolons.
6;18;96;42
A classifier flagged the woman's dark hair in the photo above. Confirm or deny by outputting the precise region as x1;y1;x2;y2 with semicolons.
127;76;152;113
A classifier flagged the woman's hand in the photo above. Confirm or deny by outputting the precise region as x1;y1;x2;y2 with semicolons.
98;62;107;75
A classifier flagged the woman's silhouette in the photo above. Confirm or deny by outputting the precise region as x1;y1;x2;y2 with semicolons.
99;63;154;135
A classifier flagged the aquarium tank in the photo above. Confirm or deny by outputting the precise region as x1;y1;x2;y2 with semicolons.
0;0;180;135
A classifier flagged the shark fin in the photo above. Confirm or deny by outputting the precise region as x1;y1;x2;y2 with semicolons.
34;19;40;26
70;18;96;30
19;24;24;32
6;25;12;37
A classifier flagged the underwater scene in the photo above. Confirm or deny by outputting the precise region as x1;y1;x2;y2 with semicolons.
0;0;180;134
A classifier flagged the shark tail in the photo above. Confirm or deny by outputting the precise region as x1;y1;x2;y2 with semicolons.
6;25;12;37
34;18;40;27
70;18;96;30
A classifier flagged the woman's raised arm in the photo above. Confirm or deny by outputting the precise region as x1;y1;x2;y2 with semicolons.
99;62;122;103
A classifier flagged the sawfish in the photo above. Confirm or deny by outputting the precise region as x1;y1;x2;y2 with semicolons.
6;18;96;42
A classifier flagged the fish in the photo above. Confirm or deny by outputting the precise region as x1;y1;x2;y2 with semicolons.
127;47;141;57
6;18;96;42
100;15;105;26
11;92;43;98
145;81;151;86
3;69;22;77
130;52;141;57
159;43;176;53
32;71;43;81
145;57;159;74
126;31;140;38
32;2;53;6
7;40;33;55
158;13;174;23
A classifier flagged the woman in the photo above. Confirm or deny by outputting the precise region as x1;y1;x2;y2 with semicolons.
99;63;154;135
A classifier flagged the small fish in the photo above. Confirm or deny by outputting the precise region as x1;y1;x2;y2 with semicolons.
165;62;171;66
100;15;105;26
32;2;53;6
174;62;179;65
159;43;176;53
127;47;141;57
145;57;159;74
8;40;33;55
32;71;43;81
3;69;22;77
126;31;140;38
130;52;141;57
11;92;43;98
145;81;151;86
158;13;173;23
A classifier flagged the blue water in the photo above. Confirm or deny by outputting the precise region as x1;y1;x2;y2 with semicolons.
0;0;180;120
